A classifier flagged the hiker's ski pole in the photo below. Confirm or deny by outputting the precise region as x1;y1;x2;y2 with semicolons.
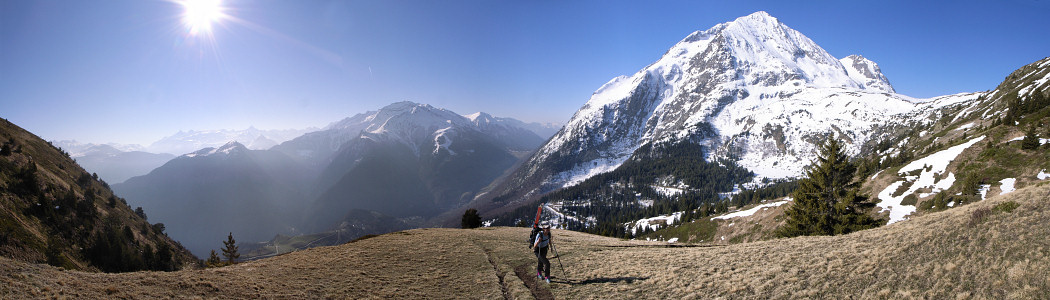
550;235;565;276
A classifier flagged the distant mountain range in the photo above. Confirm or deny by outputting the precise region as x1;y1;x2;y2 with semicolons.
113;102;549;256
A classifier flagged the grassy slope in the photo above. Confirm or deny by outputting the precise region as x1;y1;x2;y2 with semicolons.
3;181;1049;298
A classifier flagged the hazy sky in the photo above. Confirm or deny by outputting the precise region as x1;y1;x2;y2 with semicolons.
2;0;1049;145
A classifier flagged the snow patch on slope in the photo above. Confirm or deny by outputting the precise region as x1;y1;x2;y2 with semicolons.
626;212;684;235
999;178;1016;195
876;136;986;224
712;199;790;220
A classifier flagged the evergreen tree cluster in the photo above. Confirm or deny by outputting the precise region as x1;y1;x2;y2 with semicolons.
1002;91;1050;126
83;217;177;272
729;179;799;209
0;132;182;273
776;139;882;237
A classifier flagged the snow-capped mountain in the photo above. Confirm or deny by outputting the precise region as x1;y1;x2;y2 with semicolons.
182;141;249;158
465;112;547;151
484;11;976;208
274;101;545;166
52;140;146;156
466;112;561;140
147;126;318;155
840;55;895;93
50;141;173;184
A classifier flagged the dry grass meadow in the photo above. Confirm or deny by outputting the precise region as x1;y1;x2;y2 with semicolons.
4;182;1050;299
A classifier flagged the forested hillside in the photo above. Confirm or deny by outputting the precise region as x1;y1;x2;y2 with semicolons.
0;118;196;272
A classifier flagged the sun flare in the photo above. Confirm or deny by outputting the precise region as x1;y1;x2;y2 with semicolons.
180;0;224;36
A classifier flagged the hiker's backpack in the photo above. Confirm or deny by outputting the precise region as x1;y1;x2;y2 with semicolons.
528;227;541;249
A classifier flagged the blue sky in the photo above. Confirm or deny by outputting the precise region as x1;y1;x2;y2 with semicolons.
2;0;1049;145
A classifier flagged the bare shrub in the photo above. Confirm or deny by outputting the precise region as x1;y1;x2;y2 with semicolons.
969;207;991;227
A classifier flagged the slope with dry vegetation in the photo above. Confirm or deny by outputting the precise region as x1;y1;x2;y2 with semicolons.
3;181;1048;298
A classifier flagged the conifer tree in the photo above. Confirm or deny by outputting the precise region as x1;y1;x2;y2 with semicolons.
221;232;239;264
776;138;882;237
461;208;482;229
206;250;222;267
1021;124;1040;150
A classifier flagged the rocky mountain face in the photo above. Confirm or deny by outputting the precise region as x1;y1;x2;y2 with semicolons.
478;11;984;219
0;118;196;272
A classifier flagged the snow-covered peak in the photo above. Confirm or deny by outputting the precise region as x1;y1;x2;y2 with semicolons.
513;11;933;195
840;55;895;93
147;127;316;155
182;141;248;158
718;11;861;90
359;101;470;136
465;112;494;124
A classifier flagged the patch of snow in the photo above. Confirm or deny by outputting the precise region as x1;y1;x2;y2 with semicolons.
625;212;684;235
957;122;975;130
667;237;679;243
877;136;985;224
711;200;789;220
899;136;985;175
653;186;687;197
553;156;629;189
1038;169;1050;180
947;201;955;207
978;184;991;200
1008;136;1050;145
877;181;916;225
432;127;456;155
999;178;1016;195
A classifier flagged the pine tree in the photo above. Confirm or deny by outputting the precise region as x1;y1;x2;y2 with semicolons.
776;138;882;238
206;250;222;267
1021;124;1040;150
221;232;239;264
461;208;482;229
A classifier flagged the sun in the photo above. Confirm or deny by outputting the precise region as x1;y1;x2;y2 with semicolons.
179;0;225;36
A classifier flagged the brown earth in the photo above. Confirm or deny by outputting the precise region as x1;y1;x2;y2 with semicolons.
4;182;1050;299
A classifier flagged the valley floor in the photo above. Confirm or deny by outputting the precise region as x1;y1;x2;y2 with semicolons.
4;183;1050;299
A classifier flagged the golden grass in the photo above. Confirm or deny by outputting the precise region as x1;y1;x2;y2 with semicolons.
4;183;1050;299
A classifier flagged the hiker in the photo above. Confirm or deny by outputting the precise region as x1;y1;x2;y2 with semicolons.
531;224;552;283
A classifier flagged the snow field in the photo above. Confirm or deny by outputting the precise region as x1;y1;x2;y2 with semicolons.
876;136;986;224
